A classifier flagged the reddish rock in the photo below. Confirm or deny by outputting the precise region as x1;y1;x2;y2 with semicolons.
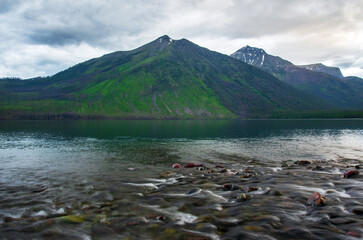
172;163;181;168
215;165;224;168
343;170;359;178
184;163;195;168
346;232;361;238
298;160;311;165
307;192;326;206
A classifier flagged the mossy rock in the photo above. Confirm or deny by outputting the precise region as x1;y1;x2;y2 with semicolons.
57;215;84;224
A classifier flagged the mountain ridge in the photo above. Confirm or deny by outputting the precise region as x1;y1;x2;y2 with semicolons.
1;36;360;120
231;46;363;109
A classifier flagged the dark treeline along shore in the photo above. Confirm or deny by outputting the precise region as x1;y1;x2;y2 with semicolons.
1;35;363;120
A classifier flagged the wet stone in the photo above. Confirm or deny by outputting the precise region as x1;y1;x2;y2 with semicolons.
57;215;84;224
222;184;241;191
307;192;326;207
237;193;251;202
187;188;201;195
346;231;361;238
343;170;359;178
350;206;363;215
184;163;196;168
297;160;311;165
172;163;181;169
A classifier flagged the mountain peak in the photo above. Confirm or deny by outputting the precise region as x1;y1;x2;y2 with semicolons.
299;63;344;79
231;45;267;66
239;45;266;53
158;35;173;43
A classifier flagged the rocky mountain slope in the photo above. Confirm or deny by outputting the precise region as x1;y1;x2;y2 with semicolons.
231;46;363;109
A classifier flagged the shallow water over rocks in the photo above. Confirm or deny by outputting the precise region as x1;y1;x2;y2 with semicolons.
0;120;362;239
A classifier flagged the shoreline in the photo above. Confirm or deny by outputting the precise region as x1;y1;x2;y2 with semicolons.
1;157;362;239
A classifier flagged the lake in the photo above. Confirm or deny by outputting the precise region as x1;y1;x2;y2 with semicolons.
0;120;362;239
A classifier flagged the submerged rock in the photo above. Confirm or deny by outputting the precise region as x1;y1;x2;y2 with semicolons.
307;192;326;206
172;163;181;169
159;171;174;179
222;184;241;191
237;193;251;202
297;160;311;165
184;163;195;168
57;215;84;224
350;207;363;215
187;188;201;195
343;170;359;178
346;232;361;238
247;187;258;192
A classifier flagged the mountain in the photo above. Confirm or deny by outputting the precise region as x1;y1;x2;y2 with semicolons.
231;46;363;109
298;63;344;79
0;35;331;120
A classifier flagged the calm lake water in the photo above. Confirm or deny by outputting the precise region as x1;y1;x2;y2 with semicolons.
0;120;362;239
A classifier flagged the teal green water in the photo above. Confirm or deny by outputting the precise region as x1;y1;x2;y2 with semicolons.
1;119;362;188
0;120;362;239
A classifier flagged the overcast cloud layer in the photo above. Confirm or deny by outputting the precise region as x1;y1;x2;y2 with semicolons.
0;0;362;78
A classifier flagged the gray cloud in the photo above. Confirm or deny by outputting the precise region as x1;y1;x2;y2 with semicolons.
0;0;21;14
0;0;362;78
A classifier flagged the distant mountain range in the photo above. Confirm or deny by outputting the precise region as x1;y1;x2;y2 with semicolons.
231;46;363;109
0;36;362;120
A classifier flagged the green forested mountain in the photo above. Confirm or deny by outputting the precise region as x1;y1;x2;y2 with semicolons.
0;36;332;119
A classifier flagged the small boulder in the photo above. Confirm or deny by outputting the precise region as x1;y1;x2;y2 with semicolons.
215;165;224;168
343;170;359;178
307;192;326;206
172;163;181;169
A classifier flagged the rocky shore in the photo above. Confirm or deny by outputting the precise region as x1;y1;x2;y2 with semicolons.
1;158;362;240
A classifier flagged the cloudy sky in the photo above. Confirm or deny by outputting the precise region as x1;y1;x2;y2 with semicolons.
0;0;362;78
